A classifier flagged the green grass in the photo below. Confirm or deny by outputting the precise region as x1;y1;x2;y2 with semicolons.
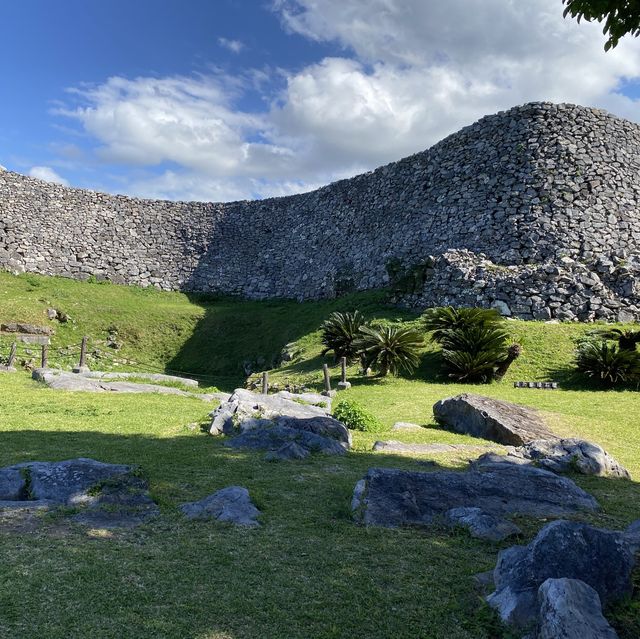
0;271;639;638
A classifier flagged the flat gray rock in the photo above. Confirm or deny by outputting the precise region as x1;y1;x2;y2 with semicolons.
487;520;634;629
84;371;199;388
227;424;347;456
211;388;351;457
392;421;421;431
444;506;521;542
352;461;598;532
537;578;619;639
0;458;158;528
180;486;260;527
433;394;557;446
506;438;630;479
373;441;499;455
32;369;213;401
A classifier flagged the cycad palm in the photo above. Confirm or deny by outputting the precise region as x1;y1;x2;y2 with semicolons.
356;325;423;376
320;311;367;360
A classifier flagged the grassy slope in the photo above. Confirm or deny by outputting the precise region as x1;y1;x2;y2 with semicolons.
1;271;639;638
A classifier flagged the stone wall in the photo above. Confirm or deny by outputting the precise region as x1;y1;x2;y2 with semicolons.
1;101;639;320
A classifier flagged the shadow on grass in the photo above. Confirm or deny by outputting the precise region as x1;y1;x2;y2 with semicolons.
546;363;640;393
166;290;417;392
0;429;639;638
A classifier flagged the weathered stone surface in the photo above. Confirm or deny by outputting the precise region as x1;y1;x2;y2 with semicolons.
1;102;639;322
537;578;619;639
227;425;347;456
32;369;214;401
487;520;634;628
373;441;499;455
503;438;630;479
444;506;521;542
84;371;199;388
180;486;260;527
352;461;597;531
24;458;132;505
433;394;557;446
623;519;640;554
0;458;158;528
264;442;310;461
211;388;351;456
0;467;26;500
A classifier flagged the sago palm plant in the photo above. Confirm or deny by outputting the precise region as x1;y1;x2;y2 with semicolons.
588;327;640;352
575;340;640;386
320;310;367;360
356;324;423;376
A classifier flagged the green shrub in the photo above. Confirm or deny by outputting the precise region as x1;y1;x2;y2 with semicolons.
355;324;423;376
575;339;640;386
423;306;520;383
332;399;386;432
588;327;640;352
321;311;368;361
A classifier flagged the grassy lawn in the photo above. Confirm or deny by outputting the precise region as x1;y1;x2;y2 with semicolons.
0;271;639;638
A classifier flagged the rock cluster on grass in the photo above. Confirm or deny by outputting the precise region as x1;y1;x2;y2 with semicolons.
0;458;158;528
209;388;351;458
432;394;630;479
433;394;556;446
180;486;260;527
1;102;639;321
486;519;636;636
478;439;630;479
32;368;215;401
351;458;598;541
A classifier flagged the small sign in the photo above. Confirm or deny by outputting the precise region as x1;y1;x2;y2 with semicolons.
514;381;558;389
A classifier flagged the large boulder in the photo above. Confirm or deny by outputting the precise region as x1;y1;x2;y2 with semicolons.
0;458;159;528
210;388;351;456
537;578;619;639
352;460;598;540
506;438;630;479
180;486;260;527
433;394;557;446
487;520;634;628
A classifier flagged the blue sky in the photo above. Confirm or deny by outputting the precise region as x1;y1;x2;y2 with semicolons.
2;0;640;201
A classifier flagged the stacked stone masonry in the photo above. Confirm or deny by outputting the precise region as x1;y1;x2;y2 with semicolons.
1;101;639;320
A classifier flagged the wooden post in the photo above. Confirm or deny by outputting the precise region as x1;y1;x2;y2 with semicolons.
41;344;48;369
79;336;87;368
321;363;336;397
337;357;351;390
323;363;331;392
73;336;90;373
261;371;269;395
7;342;17;369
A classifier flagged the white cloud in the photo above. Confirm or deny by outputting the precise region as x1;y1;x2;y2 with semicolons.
54;0;640;200
271;0;640;164
28;166;69;186
218;37;244;54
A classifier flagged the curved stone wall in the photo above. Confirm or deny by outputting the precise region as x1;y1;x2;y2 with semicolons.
1;101;639;320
